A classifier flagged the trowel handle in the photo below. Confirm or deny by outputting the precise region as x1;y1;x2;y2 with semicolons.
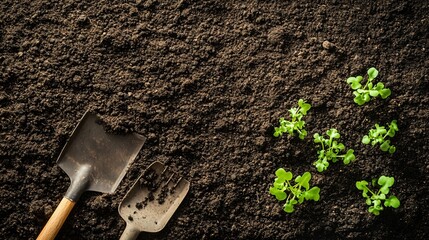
119;225;140;240
37;197;76;240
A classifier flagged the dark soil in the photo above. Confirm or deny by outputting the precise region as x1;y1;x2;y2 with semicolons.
1;0;428;239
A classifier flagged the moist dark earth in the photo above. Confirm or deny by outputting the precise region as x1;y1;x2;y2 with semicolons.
1;0;428;239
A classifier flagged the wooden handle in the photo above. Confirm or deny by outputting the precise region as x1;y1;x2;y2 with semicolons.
37;197;76;240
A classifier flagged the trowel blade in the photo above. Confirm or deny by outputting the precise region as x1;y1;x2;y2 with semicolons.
57;111;145;195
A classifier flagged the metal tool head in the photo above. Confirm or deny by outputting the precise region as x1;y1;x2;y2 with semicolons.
57;111;145;200
119;161;190;234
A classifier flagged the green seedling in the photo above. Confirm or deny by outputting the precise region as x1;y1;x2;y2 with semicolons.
362;120;398;154
269;168;320;213
346;67;391;105
313;129;356;172
356;176;400;215
273;99;311;140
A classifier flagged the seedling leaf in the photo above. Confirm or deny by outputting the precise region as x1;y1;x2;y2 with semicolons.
343;149;356;164
346;77;357;84
389;120;398;131
367;67;379;80
384;196;400;208
270;169;320;213
356;176;400;215
284;202;295;213
380;140;390;152
388;146;396;154
275;191;287;201
354;95;365;105
298;99;311;115
327;129;340;139
362;135;370;144
363;121;398;154
276;168;292;181
379;88;391;99
369;90;379;97
356;180;368;190
313;129;355;171
295;172;311;190
304;187;320;201
274;99;311;140
346;67;391;105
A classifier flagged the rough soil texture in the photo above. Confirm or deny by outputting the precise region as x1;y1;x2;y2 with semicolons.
1;0;428;239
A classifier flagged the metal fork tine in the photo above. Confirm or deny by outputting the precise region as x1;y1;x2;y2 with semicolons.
160;166;169;176
166;172;176;185
172;177;183;189
170;177;189;194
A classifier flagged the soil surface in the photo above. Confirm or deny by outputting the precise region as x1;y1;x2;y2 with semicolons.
1;0;428;239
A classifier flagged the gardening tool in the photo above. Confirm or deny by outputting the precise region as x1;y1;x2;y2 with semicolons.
37;111;145;240
118;161;190;240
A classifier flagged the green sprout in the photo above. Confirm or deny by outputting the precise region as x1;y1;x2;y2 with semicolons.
356;176;400;215
269;168;320;213
346;67;391;105
313;129;356;172
362;120;398;154
273;99;311;140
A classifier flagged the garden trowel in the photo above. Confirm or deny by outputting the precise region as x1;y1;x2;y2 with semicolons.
37;111;145;240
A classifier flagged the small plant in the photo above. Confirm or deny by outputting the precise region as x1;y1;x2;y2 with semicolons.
273;99;311;140
356;176;400;215
313;129;356;172
346;67;391;105
362;120;398;154
269;168;320;213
